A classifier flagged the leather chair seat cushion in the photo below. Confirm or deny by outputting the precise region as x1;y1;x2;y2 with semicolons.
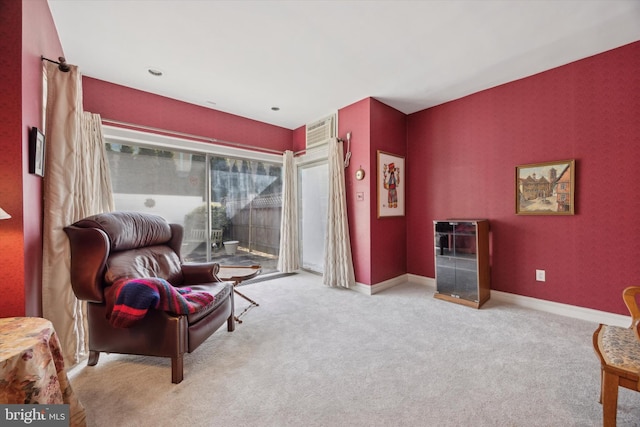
186;282;233;323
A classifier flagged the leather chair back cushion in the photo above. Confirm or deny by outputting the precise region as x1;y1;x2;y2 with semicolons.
105;246;184;285
73;211;172;251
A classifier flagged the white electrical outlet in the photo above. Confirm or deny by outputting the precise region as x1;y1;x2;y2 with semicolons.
536;269;546;282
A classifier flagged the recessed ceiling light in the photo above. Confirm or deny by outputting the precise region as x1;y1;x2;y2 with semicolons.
206;101;217;106
271;107;280;111
148;68;163;77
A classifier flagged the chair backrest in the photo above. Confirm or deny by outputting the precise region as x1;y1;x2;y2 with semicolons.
623;286;640;341
64;211;185;303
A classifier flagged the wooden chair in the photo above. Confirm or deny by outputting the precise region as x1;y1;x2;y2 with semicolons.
593;286;640;426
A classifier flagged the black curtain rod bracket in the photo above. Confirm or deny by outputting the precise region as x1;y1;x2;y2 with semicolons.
41;55;71;72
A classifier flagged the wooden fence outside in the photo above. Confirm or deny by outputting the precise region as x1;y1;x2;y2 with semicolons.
227;194;282;256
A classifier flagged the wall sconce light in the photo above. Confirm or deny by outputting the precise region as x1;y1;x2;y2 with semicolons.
0;207;11;220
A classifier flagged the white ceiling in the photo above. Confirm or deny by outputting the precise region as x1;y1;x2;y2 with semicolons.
47;0;640;130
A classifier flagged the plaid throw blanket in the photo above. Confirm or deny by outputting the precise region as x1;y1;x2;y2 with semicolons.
108;277;215;328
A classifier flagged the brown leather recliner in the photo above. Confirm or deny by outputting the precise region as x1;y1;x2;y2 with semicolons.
64;211;235;383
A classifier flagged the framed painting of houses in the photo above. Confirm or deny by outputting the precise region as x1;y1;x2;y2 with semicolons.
377;151;405;217
516;159;575;215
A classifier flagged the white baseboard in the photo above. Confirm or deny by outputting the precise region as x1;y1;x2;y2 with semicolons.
351;281;373;295
360;274;631;327
489;289;631;327
352;274;412;295
407;273;435;289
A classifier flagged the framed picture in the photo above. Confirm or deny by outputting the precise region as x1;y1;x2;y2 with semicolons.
29;127;46;177
516;159;575;215
377;151;405;217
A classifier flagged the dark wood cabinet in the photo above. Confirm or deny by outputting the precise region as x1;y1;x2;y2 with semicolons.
433;220;490;308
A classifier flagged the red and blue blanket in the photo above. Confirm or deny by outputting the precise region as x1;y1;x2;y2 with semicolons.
108;277;215;328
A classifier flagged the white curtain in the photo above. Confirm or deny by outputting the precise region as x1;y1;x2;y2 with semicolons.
277;150;299;272
323;139;355;288
41;62;114;366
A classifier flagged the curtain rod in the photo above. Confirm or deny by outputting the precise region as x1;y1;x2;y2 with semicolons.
41;55;71;72
100;119;346;157
101;118;286;156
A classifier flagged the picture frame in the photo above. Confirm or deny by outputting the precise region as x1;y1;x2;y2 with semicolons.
516;159;575;215
377;150;405;217
29;127;46;177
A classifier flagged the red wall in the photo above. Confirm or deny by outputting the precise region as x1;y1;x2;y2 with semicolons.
369;100;407;284
0;0;63;317
22;0;64;316
83;78;293;153
337;98;407;286
339;99;373;284
292;126;305;153
407;41;640;315
0;0;25;316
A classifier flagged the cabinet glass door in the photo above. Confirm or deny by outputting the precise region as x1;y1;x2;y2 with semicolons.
452;223;478;301
434;221;479;302
434;222;455;295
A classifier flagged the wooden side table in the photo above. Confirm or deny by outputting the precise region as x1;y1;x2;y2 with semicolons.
217;265;261;322
0;317;86;426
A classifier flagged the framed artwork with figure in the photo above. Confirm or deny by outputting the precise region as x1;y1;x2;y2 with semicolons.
377;151;405;218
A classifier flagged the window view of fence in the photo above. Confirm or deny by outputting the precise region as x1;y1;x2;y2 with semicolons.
105;141;282;274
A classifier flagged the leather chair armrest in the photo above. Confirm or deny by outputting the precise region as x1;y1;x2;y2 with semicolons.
181;262;221;285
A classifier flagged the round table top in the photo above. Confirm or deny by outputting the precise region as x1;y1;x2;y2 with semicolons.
0;316;54;360
218;265;261;283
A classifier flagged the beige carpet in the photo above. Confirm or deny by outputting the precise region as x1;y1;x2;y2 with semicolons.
68;271;640;426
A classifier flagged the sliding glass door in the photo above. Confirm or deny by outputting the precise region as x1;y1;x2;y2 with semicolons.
104;140;282;274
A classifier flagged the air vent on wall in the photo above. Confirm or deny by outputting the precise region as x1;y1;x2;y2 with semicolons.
306;114;336;150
